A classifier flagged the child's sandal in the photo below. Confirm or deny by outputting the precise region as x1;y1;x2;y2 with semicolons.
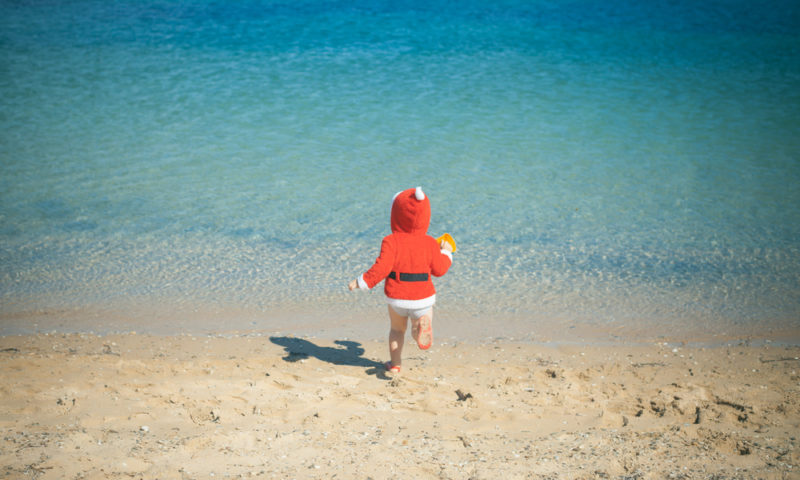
385;362;401;374
417;317;433;350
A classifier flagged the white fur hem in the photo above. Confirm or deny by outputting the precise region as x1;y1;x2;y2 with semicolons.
441;249;453;261
357;274;369;290
387;294;436;310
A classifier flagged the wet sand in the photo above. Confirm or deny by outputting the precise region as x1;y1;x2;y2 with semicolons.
1;332;798;479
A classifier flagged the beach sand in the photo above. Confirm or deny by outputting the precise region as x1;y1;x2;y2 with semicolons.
1;332;798;479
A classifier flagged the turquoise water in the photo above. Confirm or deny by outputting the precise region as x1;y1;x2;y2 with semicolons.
2;0;799;341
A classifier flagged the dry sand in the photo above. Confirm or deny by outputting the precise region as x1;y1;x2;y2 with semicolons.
1;332;798;479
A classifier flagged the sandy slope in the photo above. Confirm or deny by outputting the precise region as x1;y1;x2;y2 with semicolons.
1;333;798;479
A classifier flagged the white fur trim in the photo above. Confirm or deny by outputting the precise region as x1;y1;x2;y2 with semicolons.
415;186;425;201
357;274;368;290
440;249;453;261
387;294;436;310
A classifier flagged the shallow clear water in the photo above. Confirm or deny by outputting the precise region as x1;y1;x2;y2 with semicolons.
2;0;799;341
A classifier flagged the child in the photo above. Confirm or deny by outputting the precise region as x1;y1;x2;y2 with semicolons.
348;186;454;374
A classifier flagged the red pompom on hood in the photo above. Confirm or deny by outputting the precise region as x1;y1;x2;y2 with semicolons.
390;187;430;235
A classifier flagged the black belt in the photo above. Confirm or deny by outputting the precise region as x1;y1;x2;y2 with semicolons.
388;272;429;282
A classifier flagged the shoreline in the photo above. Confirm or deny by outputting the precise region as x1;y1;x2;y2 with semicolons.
2;304;798;348
1;332;798;479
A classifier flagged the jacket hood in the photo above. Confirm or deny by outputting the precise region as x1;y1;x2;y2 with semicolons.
391;187;431;234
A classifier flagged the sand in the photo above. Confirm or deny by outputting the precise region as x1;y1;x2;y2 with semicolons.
1;332;798;479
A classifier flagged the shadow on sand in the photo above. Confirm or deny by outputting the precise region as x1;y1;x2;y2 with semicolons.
269;336;389;378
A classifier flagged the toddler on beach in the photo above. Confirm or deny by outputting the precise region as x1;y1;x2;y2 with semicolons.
348;187;454;374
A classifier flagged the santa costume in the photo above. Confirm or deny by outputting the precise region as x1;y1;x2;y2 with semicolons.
355;187;453;311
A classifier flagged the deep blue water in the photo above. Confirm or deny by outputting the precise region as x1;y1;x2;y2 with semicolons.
1;0;799;341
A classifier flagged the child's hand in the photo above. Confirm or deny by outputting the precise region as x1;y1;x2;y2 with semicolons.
440;239;454;253
348;279;358;291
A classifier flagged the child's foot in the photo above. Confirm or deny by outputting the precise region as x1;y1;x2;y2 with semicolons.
385;362;401;375
416;316;433;350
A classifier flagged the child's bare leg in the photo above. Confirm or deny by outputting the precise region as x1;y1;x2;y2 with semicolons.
388;306;408;368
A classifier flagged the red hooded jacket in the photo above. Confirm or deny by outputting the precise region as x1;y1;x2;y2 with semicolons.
358;187;452;308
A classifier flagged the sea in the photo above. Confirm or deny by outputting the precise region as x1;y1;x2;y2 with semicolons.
2;0;799;344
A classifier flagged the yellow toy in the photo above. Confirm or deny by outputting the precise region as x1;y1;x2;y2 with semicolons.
436;233;457;253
